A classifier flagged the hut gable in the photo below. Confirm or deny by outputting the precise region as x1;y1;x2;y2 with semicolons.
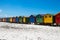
36;14;42;16
43;14;53;18
55;13;60;16
44;14;52;16
30;15;35;17
36;14;43;18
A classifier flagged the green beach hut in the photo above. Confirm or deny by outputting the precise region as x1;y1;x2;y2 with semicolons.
36;14;43;24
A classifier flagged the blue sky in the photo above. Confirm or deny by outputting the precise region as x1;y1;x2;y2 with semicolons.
0;0;60;17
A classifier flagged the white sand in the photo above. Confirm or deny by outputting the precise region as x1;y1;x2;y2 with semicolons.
0;22;60;40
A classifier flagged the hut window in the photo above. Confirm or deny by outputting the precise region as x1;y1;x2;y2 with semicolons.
45;16;47;18
49;16;51;18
